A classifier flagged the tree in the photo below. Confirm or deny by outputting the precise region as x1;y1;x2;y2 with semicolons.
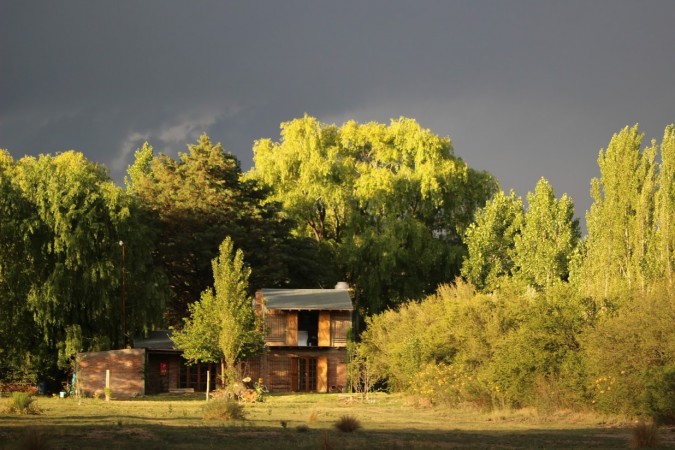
513;178;580;290
0;150;47;381
171;237;264;386
461;190;524;292
127;134;331;325
248;116;497;313
655;125;675;289
582;125;657;301
0;150;167;382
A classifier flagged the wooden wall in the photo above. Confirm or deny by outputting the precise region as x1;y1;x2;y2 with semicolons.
261;348;348;393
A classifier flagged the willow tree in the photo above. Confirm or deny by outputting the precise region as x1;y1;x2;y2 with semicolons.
0;150;46;381
0;150;166;381
513;178;580;290
171;237;264;386
248;116;496;314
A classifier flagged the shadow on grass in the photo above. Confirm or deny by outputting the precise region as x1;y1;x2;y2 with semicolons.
0;422;646;450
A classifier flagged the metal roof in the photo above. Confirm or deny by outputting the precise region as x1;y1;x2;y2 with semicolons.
133;330;176;350
262;288;353;311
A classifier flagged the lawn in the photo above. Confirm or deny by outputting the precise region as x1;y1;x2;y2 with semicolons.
1;392;673;449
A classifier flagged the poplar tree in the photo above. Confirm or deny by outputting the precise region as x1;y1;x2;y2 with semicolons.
513;178;580;290
655;125;675;288
460;190;524;292
583;125;656;301
172;237;264;386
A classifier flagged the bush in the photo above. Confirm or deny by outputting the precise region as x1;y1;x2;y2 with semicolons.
203;399;247;421
643;365;675;424
334;415;362;432
5;392;41;415
631;419;659;448
583;287;675;418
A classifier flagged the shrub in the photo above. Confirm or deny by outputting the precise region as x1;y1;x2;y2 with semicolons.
631;419;659;448
334;415;361;432
203;399;247;421
643;365;675;424
583;287;675;418
6;392;41;415
295;424;310;433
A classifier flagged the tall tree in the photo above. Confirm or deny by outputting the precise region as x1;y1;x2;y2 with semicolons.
127;135;330;325
0;150;47;381
0;150;167;381
655;125;675;289
171;237;264;386
461;190;524;292
249;116;497;313
583;125;657;301
513;178;580;290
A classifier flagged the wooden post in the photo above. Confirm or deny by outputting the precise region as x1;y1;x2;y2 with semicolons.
206;369;210;402
105;369;111;401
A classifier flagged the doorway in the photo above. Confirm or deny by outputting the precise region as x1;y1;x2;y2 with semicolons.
297;357;317;392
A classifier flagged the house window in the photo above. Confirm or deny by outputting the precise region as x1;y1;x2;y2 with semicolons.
298;311;319;346
266;312;286;343
330;312;351;346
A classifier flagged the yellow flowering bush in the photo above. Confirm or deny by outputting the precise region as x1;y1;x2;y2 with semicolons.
410;363;494;407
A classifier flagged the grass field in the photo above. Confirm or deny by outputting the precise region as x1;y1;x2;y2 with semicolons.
1;392;673;449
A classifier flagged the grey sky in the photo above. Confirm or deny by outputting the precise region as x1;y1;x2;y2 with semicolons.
2;1;675;231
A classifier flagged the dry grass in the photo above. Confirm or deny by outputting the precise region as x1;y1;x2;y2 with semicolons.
631;419;660;448
334;414;362;432
203;399;247;421
0;392;656;449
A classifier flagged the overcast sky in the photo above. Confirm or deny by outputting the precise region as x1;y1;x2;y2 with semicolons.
2;1;675;231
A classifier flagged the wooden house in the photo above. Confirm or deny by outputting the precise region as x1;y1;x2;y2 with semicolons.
75;287;352;397
251;287;353;393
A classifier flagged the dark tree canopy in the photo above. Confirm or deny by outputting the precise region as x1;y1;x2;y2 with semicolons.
127;135;331;325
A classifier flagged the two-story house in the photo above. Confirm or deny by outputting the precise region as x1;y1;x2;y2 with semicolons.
253;287;353;393
75;286;352;397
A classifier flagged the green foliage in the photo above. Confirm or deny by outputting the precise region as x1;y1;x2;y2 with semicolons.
6;392;42;415
127;135;331;325
0;149;167;382
172;237;264;386
203;399;247;421
582;125;659;301
582;285;675;421
513;178;580;290
249;115;497;313
361;281;589;411
655;125;675;288
461;190;523;291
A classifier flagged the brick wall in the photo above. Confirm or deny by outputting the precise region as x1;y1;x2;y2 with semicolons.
77;349;146;398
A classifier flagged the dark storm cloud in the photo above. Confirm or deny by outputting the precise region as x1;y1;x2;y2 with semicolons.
2;0;675;230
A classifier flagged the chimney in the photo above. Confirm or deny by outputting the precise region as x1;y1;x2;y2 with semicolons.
254;290;264;315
